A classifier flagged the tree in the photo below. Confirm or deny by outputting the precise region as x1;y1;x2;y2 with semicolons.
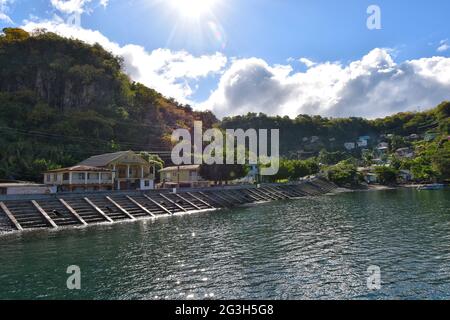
389;135;411;152
374;166;398;185
325;160;358;187
199;164;248;184
1;28;30;41
318;149;349;165
362;150;374;167
0;29;216;181
431;141;450;181
140;152;165;182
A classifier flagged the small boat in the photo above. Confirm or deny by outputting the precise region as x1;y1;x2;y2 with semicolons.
417;184;445;190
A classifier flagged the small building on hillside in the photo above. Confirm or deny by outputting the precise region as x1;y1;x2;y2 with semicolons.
357;139;368;147
0;182;56;195
357;136;370;148
397;170;414;183
344;142;356;150
395;147;415;159
407;134;420;141
236;164;259;184
358;167;378;184
424;132;438;142
376;143;389;158
44;151;156;192
359;135;371;141
364;173;378;184
159;165;210;188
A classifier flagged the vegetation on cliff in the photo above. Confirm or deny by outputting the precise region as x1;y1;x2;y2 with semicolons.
221;102;449;157
0;28;448;185
0;28;217;181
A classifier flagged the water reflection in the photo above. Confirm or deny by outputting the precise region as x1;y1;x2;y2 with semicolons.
0;189;449;300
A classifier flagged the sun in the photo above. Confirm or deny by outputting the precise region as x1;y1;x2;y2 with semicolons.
170;0;218;18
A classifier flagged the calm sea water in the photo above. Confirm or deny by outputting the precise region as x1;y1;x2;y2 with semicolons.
0;189;449;300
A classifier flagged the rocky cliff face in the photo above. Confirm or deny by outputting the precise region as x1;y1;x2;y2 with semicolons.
0;28;217;181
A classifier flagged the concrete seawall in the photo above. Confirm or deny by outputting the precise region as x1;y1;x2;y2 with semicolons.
0;178;337;234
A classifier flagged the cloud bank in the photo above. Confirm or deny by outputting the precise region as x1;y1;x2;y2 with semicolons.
0;0;14;23
437;39;450;53
202;48;450;119
19;10;450;119
50;0;108;14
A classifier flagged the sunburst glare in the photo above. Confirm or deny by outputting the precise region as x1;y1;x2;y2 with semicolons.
170;0;218;19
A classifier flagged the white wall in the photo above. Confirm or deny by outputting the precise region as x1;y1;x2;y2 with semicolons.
140;179;155;190
7;186;56;195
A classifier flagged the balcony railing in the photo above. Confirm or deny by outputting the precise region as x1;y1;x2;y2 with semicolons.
61;179;113;185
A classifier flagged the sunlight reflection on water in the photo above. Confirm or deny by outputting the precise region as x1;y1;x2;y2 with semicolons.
0;189;449;300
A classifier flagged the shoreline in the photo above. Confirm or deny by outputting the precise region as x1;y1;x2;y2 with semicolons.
336;183;448;193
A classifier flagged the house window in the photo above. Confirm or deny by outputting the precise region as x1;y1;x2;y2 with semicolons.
144;180;150;187
101;173;111;180
46;174;51;182
88;173;99;180
78;173;85;180
63;173;69;181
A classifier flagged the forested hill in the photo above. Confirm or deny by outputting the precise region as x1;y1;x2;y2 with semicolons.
0;28;448;182
0;28;217;181
221;102;450;157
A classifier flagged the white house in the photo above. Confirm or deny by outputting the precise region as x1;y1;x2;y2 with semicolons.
344;142;356;150
357;139;368;147
44;151;156;192
395;148;415;159
377;142;389;149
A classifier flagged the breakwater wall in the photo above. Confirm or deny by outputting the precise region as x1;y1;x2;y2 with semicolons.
0;178;337;233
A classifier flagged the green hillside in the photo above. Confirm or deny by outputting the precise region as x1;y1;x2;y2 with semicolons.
0;28;217;181
0;27;448;183
221;102;450;157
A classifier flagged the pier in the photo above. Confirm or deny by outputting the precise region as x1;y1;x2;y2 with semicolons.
0;178;337;233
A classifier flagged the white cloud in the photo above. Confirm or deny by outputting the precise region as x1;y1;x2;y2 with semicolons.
299;58;316;68
50;0;90;14
0;0;14;23
14;4;450;119
0;12;12;23
50;0;108;14
22;20;227;103
437;39;450;52
202;48;450;119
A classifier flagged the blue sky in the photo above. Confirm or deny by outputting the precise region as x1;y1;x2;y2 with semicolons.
1;0;450;118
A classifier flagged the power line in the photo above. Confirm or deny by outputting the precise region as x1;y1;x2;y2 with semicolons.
0;126;173;153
